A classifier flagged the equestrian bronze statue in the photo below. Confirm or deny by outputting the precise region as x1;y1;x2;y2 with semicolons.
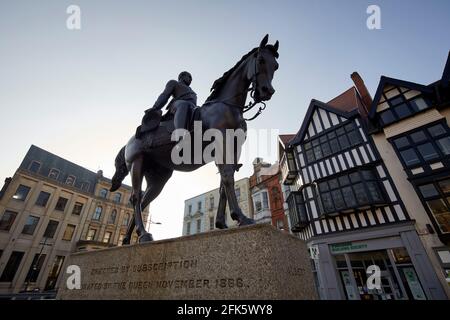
110;35;279;244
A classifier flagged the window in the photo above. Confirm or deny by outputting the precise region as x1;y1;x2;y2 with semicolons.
0;251;24;282
65;175;76;186
418;178;450;234
93;206;102;220
122;213;130;226
103;231;112;243
24;254;46;283
35;191;51;207
186;222;191;235
209;216;214;230
235;187;241;202
196;219;201;233
114;193;122;204
188;205;192;214
86;228;97;241
62;224;76;241
108;209;117;224
379;87;431;126
197;201;202;211
0;210;17;231
209;197;214;210
55;197;68;212
253;191;269;212
13;184;31;201
43;220;59;238
48;169;60;180
44;255;65;291
303;122;362;163
391;122;450;168
318;168;385;215
22;216;40;235
81;182;90;192
118;233;125;245
72;202;83;215
99;188;108;199
28;161;41;173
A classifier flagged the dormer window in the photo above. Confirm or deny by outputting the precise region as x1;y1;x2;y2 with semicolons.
65;175;76;186
99;188;108;199
28;161;41;173
48;169;60;180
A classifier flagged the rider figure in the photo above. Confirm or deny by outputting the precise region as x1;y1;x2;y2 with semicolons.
136;71;197;139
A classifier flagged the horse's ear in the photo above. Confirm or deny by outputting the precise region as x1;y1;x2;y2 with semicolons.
259;34;269;49
274;40;279;52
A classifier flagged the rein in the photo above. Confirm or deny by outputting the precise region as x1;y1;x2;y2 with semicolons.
203;54;267;121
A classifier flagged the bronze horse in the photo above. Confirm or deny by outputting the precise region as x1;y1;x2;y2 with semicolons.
110;35;279;244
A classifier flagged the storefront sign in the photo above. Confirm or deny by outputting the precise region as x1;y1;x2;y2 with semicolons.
330;242;368;253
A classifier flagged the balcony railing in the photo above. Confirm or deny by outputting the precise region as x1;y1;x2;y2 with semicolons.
286;191;309;232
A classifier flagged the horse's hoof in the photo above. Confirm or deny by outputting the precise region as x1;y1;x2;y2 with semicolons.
138;232;154;243
239;217;256;226
122;237;131;245
215;221;228;229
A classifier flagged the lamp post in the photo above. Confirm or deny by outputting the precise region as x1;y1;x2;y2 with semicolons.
25;237;52;292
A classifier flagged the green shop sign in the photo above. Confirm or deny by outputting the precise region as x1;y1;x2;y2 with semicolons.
331;242;368;253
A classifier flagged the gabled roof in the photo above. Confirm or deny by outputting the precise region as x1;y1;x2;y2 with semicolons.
278;134;295;147
368;76;433;118
288;99;356;147
327;87;367;114
442;51;450;86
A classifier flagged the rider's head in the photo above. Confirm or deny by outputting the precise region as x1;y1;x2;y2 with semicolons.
178;71;192;86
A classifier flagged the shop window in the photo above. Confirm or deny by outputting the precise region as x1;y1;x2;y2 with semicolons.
103;231;112;243
44;255;65;291
24;253;46;284
86;228;97;241
303;121;363;164
418;178;450;234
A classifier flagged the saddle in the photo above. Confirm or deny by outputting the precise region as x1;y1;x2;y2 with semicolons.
136;107;201;149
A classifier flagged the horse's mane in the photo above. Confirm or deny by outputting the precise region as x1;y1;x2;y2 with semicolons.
205;45;279;103
205;48;258;102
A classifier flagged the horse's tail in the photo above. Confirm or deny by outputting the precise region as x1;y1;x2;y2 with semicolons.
110;146;129;192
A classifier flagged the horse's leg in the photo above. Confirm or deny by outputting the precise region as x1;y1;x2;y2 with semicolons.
129;155;153;243
123;167;173;244
217;164;255;226
215;180;228;229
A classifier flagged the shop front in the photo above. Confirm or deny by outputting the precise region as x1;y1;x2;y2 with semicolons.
308;221;447;300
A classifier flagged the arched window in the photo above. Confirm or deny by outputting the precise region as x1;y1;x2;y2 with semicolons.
108;209;117;224
114;193;122;204
122;213;130;226
99;188;108;199
93;206;102;220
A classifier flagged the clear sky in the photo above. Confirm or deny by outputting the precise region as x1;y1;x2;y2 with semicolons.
1;0;449;240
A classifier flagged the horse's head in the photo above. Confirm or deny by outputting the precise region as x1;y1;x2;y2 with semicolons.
249;34;279;102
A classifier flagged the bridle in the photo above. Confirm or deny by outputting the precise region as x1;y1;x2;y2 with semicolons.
203;51;268;121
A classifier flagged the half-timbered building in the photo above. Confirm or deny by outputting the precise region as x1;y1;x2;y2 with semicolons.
281;73;447;300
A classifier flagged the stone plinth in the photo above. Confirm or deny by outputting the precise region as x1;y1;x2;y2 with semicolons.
58;224;317;299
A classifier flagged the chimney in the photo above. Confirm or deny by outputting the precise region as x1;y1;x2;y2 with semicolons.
351;72;373;115
0;177;12;200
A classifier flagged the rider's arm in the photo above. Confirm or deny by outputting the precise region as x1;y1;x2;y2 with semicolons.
150;80;177;111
